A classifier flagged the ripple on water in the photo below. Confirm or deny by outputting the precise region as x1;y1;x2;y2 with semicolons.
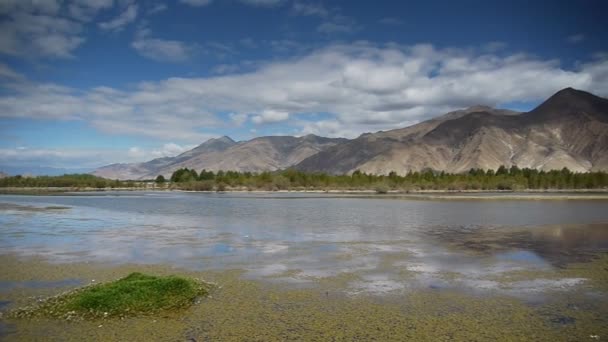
0;193;607;299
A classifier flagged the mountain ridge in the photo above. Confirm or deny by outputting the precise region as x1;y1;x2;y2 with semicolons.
92;88;608;180
93;134;347;180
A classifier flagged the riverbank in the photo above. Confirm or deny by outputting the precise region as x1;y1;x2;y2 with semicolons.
1;254;607;341
2;186;608;198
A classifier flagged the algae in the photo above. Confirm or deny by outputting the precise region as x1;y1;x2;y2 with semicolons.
7;272;213;320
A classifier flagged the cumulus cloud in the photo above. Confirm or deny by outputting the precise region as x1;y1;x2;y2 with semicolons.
0;0;124;58
0;10;86;58
98;3;137;31
251;110;290;124
0;43;607;140
229;112;249;125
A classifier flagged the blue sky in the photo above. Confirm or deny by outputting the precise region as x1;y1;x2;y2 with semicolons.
0;0;607;174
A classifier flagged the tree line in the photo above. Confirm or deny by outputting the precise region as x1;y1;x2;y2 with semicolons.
162;166;608;192
0;174;136;189
0;166;606;192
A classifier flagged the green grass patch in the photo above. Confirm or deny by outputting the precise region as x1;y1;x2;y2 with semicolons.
10;272;213;320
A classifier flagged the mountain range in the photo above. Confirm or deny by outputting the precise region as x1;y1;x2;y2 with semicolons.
93;88;608;180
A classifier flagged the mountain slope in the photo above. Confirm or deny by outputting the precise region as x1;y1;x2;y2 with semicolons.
92;136;237;180
93;135;345;180
296;88;608;174
94;88;608;179
296;106;523;174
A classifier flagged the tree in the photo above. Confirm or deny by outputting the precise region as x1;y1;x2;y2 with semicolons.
198;169;215;181
496;165;508;175
170;168;198;183
155;175;166;184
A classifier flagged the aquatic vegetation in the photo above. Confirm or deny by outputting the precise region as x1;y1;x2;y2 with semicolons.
9;272;213;319
2;257;607;341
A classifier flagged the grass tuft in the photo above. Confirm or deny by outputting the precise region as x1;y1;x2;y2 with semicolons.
9;272;213;319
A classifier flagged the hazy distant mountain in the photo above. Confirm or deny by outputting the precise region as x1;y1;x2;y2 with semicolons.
296;88;608;174
93;135;346;180
0;166;93;177
93;88;608;179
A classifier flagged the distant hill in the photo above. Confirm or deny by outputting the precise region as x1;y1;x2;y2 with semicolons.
93;88;608;179
92;135;346;180
0;167;93;177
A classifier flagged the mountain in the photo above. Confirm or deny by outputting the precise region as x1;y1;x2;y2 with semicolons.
93;88;608;179
0;166;93;177
92;135;346;180
296;88;608;174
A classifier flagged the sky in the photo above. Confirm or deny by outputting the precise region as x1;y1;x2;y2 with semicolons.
0;0;607;174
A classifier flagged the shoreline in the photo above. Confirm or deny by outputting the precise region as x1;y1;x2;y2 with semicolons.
1;186;607;193
2;187;608;200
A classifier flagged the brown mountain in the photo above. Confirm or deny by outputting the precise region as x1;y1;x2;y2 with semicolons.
295;88;608;174
93;135;346;180
93;88;608;179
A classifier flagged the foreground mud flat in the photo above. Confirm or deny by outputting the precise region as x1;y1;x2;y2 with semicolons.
0;254;606;341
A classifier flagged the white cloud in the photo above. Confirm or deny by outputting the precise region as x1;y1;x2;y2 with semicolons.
131;25;232;63
229;112;249;125
251;110;289;124
153;143;196;157
0;147;119;169
0;142;198;169
132;38;196;62
567;34;585;44
292;2;328;17
98;3;137;31
0;63;25;80
179;0;213;6
0;11;85;58
148;3;168;14
0;43;606;140
131;23;200;62
0;0;62;15
69;0;114;21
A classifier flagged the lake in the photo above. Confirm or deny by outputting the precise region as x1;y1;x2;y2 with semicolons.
1;191;608;340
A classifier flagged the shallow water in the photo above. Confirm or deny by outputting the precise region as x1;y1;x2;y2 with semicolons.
0;192;607;297
0;279;82;292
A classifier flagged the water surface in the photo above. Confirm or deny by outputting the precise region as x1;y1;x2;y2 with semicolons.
1;192;607;296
